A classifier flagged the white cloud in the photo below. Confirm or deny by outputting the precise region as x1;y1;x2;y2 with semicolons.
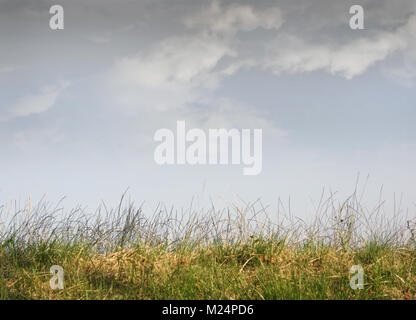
184;0;284;35
112;36;234;87
109;35;235;110
107;2;283;113
381;17;416;86
265;15;416;79
1;81;69;122
107;3;416;119
110;7;416;115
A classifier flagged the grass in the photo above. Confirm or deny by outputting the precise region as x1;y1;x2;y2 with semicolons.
0;189;415;300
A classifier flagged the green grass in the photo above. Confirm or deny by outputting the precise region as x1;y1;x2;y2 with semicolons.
0;240;415;299
0;193;415;300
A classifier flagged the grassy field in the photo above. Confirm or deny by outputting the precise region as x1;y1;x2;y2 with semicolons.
0;192;415;300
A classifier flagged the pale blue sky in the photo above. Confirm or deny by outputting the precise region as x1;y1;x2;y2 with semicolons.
0;0;415;217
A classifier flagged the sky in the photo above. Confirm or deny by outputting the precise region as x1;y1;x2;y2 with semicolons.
0;0;415;218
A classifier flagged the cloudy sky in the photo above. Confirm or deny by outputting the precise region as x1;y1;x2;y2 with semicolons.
1;0;415;217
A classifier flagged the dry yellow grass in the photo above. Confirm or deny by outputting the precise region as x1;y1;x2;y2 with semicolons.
2;243;415;300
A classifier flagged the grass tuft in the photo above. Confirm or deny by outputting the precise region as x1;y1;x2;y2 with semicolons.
0;191;415;300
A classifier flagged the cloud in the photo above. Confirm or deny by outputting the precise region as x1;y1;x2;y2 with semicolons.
109;35;235;110
186;98;287;138
265;32;406;79
110;4;416;113
123;96;288;152
384;60;416;87
107;1;285;112
381;17;416;86
264;15;416;79
107;2;416;118
183;0;284;35
0;81;69;122
183;2;416;81
112;36;234;87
